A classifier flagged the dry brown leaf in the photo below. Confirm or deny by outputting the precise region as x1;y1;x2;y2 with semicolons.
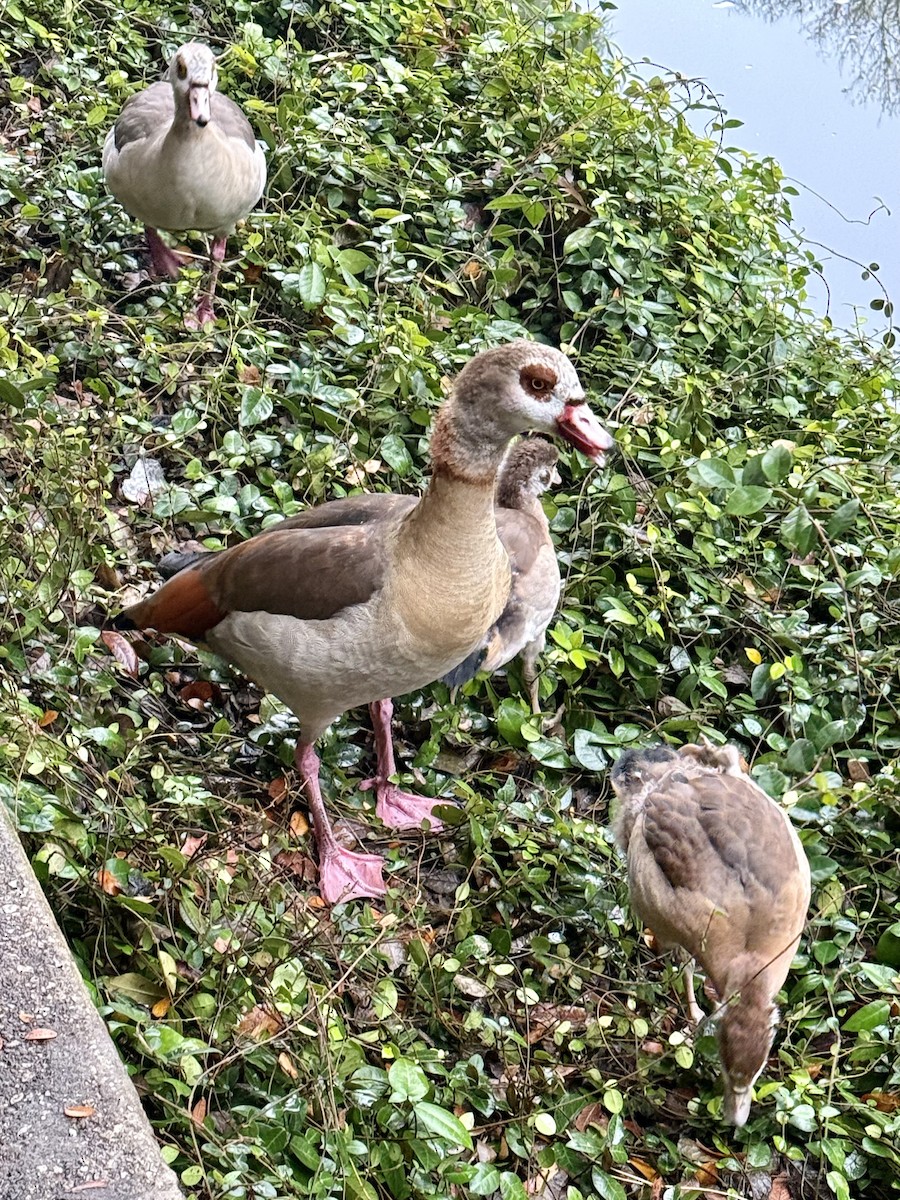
179;680;218;705
236;1005;284;1041
19;1012;34;1022
289;810;309;838
848;759;871;782
242;264;264;285
462;260;482;279
213;936;234;954
863;1091;900;1113
181;833;208;859
151;998;171;1019
641;1040;665;1055
628;1158;659;1182
97;868;122;896
238;364;261;383
100;629;139;678
273;849;316;881
64;1104;96;1119
268;776;288;803
38;709;59;727
573;1101;607;1132
694;1161;718;1187
278;1051;298;1080
769;1174;792;1200
191;1097;207;1126
23;1028;57;1042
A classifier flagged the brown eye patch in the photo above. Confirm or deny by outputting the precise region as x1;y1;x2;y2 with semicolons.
176;57;188;80
519;364;557;399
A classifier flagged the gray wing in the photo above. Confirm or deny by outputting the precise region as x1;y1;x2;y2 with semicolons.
110;82;174;152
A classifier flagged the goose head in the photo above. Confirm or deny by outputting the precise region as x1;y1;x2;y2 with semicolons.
498;439;561;506
169;42;218;127
717;990;778;1126
437;341;614;478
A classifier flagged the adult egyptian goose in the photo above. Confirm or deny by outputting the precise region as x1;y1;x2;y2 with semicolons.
115;342;613;903
155;438;563;816
102;42;266;327
442;438;561;713
611;742;811;1126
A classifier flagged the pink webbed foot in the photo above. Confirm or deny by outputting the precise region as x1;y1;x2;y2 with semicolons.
359;778;449;831
146;227;185;279
317;837;386;904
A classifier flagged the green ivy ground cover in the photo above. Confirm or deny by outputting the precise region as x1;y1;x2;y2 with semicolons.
1;0;899;1196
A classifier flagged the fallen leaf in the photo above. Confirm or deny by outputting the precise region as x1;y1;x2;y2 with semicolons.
238;363;261;383
694;1161;718;1187
39;709;59;727
849;759;871;782
97;869;122;896
179;680;218;705
769;1174;792;1200
100;630;139;678
242;264;264;285
641;1040;665;1055
236;1005;285;1041
69;1181;110;1192
268;776;288;803
181;833;208;859
573;1102;607;1132
289;810;309;838
19;1012;34;1022
863;1091;900;1113
628;1158;659;1182
213;936;235;954
273;849;316;881
151;998;171;1019
26;95;42;114
23;1028;57;1041
191;1097;207;1126
278;1051;298;1079
64;1104;96;1119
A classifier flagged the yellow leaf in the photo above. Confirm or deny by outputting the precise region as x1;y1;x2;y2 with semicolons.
745;647;762;664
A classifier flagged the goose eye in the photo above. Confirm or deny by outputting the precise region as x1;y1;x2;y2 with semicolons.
176;58;188;80
520;366;557;398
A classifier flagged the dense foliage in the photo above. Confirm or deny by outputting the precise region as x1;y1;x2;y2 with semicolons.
1;0;899;1197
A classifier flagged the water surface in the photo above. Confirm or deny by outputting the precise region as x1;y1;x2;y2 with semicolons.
608;0;900;327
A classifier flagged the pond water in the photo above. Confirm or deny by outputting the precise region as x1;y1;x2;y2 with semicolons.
607;0;900;330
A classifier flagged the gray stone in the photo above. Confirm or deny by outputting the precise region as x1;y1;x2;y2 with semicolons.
0;804;183;1200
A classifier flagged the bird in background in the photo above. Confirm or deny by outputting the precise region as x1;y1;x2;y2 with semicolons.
611;740;811;1126
442;436;562;714
102;41;266;327
113;342;613;903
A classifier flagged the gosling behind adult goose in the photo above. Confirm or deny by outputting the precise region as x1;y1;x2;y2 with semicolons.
103;42;266;327
611;742;811;1126
114;342;613;903
442;437;561;713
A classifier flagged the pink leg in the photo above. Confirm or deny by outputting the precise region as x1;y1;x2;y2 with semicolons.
188;236;227;328
146;227;184;279
296;742;385;904
362;699;450;830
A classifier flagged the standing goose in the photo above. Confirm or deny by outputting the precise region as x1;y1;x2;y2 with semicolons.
154;437;564;827
611;742;811;1126
102;42;266;327
442;437;562;712
114;342;613;903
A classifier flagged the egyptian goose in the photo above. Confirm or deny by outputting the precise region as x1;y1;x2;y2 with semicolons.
114;342;613;903
102;42;266;327
611;742;811;1126
156;438;563;816
442;437;561;713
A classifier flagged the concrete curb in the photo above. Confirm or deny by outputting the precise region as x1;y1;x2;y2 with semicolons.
0;803;183;1200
